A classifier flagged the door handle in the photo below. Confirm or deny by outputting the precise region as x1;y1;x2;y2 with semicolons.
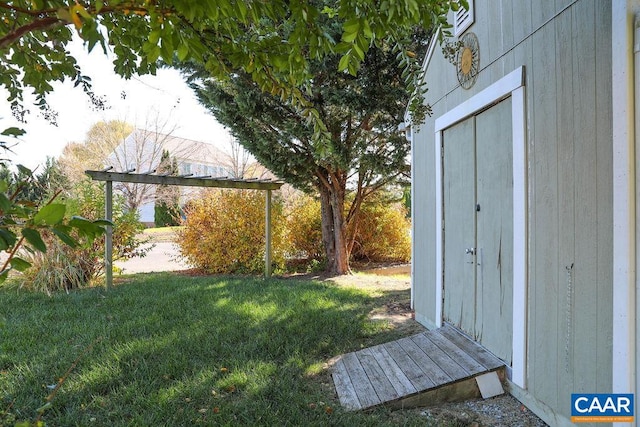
465;247;476;255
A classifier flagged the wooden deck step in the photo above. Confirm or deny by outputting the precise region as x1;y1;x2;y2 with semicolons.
331;323;506;411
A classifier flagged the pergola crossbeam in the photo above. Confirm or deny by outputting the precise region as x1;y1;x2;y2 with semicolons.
86;170;283;190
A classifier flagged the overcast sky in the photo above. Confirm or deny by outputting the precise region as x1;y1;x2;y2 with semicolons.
0;38;232;170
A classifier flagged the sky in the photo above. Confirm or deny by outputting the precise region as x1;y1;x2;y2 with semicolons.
0;38;232;170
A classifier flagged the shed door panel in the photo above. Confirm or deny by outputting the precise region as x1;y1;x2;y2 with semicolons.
442;116;476;334
442;98;513;365
475;98;513;363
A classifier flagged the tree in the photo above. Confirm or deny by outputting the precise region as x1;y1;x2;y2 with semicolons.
0;1;463;137
58;120;133;185
221;136;252;179
0;0;464;275
182;25;425;274
0;156;68;203
105;128;206;213
59;116;196;213
154;149;180;227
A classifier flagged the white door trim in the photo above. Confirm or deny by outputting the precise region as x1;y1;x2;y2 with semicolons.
434;66;527;389
611;3;638;406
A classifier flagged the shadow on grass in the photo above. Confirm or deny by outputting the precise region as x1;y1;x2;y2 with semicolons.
0;273;431;426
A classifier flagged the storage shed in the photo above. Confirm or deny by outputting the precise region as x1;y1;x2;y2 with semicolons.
409;1;640;425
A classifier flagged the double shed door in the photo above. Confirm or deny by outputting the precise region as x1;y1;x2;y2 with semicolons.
442;98;513;364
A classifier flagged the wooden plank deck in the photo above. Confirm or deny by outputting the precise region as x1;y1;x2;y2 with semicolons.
332;323;506;411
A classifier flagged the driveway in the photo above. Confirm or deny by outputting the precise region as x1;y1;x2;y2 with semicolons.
115;241;191;274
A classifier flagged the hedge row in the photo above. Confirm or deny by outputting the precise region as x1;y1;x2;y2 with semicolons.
177;190;411;274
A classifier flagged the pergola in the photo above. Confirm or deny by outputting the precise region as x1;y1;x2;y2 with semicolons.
85;167;284;288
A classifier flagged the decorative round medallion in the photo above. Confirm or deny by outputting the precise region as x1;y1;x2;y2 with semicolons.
456;32;480;90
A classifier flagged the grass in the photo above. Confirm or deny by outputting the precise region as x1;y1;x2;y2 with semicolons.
0;273;440;426
140;226;183;243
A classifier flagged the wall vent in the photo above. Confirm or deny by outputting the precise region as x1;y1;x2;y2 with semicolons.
453;0;474;37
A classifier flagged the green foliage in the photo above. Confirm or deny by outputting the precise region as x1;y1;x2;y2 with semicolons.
18;180;147;293
350;197;412;263
177;190;285;274
185;29;422;194
154;202;180;228
0;157;68;204
0;167;109;285
154;150;181;227
0;1;462;142
403;185;412;218
66;181;147;261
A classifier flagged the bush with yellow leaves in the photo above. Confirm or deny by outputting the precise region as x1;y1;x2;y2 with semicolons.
286;195;324;261
350;196;411;263
177;189;285;274
287;193;411;264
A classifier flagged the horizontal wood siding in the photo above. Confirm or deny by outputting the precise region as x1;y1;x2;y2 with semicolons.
414;0;613;423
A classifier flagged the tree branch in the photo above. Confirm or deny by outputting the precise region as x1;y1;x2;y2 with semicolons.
0;16;61;49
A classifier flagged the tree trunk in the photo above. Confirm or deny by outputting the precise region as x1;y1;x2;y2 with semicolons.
317;178;350;275
319;189;337;272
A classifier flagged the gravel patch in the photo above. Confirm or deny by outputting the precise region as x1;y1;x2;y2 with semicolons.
418;395;548;426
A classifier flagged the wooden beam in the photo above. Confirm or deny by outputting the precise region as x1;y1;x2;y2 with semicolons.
85;170;284;190
105;180;113;290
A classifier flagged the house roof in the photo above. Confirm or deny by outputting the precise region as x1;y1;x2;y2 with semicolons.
127;129;228;166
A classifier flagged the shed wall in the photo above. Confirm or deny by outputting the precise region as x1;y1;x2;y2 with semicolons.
412;0;613;422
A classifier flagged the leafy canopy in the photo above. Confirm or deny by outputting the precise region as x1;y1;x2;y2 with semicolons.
0;0;465;137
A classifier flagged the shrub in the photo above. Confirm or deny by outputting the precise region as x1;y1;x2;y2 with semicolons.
286;193;411;265
177;189;285;274
154;201;181;227
350;197;411;263
154;150;181;227
286;195;324;261
19;180;148;293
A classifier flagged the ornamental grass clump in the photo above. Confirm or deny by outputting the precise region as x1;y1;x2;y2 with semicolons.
18;181;148;294
177;189;286;274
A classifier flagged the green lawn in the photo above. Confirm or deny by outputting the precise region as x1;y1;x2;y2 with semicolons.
0;273;436;426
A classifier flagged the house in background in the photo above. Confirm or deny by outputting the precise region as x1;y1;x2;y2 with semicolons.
106;129;233;225
409;0;639;425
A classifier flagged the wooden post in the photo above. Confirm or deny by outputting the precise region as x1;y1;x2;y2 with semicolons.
265;189;272;277
105;180;113;289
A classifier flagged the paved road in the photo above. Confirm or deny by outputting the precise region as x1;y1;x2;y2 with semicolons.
115;242;191;274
